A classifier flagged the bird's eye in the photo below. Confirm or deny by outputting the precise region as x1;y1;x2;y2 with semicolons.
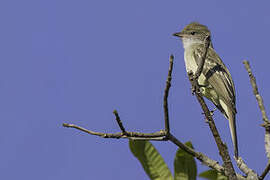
190;31;196;35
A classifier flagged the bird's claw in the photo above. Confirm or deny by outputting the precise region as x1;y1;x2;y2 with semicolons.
210;108;217;116
191;82;201;95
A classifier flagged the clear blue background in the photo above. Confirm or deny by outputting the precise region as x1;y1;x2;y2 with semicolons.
0;0;269;179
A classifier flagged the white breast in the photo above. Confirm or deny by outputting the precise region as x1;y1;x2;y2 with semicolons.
182;37;207;85
184;50;198;73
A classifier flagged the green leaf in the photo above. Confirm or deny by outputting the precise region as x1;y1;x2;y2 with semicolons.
129;140;173;180
199;170;217;180
199;169;227;180
174;141;197;180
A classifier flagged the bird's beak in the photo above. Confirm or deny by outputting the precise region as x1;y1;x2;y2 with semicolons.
173;32;184;37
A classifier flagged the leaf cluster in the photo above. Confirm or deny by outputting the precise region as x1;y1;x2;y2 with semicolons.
129;140;226;180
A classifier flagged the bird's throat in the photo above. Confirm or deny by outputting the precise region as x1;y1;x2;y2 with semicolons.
182;37;204;49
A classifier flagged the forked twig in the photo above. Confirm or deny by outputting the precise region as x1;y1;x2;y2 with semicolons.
63;55;246;179
235;157;258;179
243;60;270;179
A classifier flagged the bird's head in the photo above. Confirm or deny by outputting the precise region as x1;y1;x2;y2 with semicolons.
173;22;211;40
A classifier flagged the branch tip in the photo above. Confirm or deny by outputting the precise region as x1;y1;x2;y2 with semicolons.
63;123;70;127
260;161;270;180
170;54;174;61
243;60;249;64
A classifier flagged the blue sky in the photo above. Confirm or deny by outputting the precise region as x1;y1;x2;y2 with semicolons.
1;0;270;179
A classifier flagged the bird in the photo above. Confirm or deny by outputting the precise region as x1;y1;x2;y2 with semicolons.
173;22;238;158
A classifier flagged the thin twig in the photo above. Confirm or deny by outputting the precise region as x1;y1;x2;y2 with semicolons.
235;157;258;180
168;133;223;172
169;133;245;180
63;123;225;172
62;122;245;179
265;131;270;159
243;60;270;179
113;110;127;134
163;55;174;134
243;61;270;124
63;123;166;139
260;161;270;180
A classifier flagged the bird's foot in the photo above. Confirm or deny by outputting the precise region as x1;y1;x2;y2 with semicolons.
191;82;201;95
210;108;217;116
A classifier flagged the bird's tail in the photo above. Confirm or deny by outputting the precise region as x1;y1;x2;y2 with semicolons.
228;111;238;158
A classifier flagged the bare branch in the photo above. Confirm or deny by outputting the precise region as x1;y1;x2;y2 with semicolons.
63;55;247;179
63;121;245;179
113;110;127;134
168;133;223;171
243;61;270;124
235;157;258;180
260;161;270;180
62;123;167;140
163;55;174;134
243;60;270;179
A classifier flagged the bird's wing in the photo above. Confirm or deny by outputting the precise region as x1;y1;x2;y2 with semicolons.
193;45;236;114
